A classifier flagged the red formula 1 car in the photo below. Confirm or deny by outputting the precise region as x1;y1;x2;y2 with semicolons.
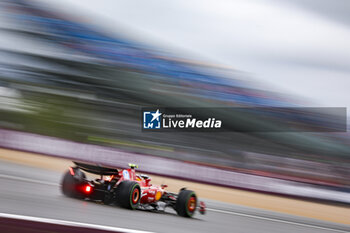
61;162;206;217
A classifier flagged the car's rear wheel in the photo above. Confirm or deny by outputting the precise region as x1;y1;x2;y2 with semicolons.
61;168;86;198
115;181;141;209
175;189;197;217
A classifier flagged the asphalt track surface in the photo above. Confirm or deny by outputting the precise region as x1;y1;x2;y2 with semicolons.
0;160;349;233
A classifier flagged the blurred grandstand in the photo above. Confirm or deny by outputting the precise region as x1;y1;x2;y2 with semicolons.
0;0;349;188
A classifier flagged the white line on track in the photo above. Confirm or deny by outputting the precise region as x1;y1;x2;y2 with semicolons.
207;208;349;233
0;213;155;233
0;174;58;186
1;173;349;233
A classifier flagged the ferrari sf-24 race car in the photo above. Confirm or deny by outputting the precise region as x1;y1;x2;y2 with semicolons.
61;162;206;217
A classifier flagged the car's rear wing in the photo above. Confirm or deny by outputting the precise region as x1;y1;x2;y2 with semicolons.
73;161;119;175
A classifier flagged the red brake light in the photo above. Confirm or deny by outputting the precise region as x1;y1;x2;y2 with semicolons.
84;185;92;193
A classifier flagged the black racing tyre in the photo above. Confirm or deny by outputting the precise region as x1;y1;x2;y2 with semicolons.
61;169;85;198
115;181;141;209
175;189;197;217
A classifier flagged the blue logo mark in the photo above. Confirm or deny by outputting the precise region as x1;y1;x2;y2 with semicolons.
143;109;162;129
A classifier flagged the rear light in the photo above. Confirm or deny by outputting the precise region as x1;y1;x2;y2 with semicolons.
84;185;92;193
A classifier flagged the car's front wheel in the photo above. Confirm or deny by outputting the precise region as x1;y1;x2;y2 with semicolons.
175;189;197;217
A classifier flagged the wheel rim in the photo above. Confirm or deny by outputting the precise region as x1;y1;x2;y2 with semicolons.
132;188;140;204
187;196;196;212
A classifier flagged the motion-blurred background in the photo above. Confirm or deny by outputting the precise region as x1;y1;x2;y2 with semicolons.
0;0;349;191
